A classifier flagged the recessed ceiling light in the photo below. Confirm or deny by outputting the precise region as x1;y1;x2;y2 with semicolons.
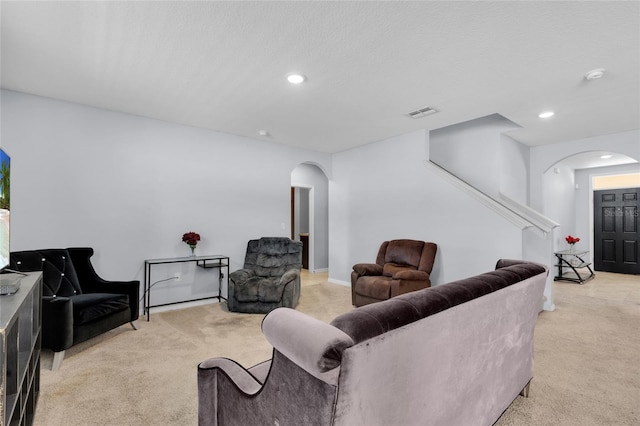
538;111;555;118
287;73;306;84
600;154;613;159
258;130;271;137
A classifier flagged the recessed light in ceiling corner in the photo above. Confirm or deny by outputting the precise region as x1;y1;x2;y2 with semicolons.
538;111;555;119
406;106;439;119
258;130;271;137
286;73;306;84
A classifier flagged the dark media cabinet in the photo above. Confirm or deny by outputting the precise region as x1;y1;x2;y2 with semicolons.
0;272;42;426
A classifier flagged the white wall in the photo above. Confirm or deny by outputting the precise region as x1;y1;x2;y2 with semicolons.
429;114;523;199
328;129;523;286
500;133;530;204
298;189;310;233
542;162;576;250
1;90;331;306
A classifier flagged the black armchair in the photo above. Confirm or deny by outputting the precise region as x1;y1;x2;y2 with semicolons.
10;247;139;369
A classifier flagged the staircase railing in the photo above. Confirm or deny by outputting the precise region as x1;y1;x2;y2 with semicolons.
424;160;558;311
424;160;557;232
498;192;559;235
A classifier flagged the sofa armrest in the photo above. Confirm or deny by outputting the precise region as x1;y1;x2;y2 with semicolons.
261;308;353;384
279;269;299;285
198;357;264;426
66;247;140;321
42;296;74;352
199;357;263;395
353;263;383;276
229;268;255;283
495;259;529;269
393;270;430;281
247;359;272;384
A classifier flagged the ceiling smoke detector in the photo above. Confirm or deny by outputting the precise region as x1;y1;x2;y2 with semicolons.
585;68;605;81
406;106;439;119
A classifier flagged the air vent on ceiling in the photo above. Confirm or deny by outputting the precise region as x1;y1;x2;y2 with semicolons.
406;106;439;119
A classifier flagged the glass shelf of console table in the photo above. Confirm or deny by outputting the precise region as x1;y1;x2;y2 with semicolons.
554;250;595;284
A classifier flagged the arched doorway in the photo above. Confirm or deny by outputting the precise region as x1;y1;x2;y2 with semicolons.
291;163;329;272
543;151;639;274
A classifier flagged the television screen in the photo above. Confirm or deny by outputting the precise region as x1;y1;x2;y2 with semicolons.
0;148;10;271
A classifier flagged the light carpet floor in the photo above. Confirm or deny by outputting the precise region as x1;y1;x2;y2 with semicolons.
34;271;639;425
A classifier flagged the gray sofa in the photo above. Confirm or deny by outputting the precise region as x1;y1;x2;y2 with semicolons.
198;259;548;426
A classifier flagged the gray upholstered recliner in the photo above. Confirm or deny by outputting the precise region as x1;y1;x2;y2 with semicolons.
227;237;303;313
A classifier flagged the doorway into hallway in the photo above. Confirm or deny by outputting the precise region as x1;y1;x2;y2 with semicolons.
593;187;640;274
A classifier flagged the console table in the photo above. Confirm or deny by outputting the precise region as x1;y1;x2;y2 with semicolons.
554;250;595;284
143;255;229;320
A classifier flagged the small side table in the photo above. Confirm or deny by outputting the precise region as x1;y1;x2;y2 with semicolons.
554;250;595;284
143;255;229;320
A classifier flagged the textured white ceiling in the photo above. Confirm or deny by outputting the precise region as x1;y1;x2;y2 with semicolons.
1;1;639;154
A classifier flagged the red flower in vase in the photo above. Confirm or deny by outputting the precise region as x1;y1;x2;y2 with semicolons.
565;235;580;245
182;232;201;246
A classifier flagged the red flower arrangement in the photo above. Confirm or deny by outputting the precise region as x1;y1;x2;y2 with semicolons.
182;231;201;247
565;235;580;245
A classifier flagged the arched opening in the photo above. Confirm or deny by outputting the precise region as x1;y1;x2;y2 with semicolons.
542;150;639;274
291;163;329;272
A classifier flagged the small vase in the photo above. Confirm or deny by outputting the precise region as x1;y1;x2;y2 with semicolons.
569;244;575;254
189;245;196;256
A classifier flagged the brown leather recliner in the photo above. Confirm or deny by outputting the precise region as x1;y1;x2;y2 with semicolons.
351;239;437;307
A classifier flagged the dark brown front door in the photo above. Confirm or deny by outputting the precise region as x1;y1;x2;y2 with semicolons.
594;187;640;274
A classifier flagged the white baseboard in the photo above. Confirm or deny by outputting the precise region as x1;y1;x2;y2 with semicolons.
144;298;219;315
328;278;350;287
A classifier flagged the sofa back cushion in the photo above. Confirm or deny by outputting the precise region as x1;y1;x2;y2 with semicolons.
378;239;437;277
244;237;302;278
10;249;83;297
332;260;546;344
384;240;424;269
